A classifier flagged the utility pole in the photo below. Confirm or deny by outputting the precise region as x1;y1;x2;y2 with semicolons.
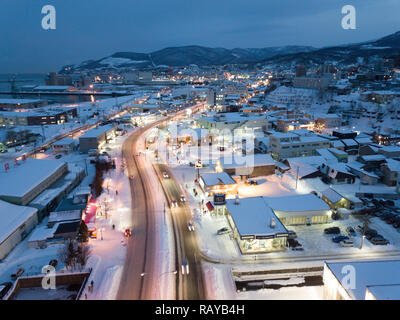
360;214;370;250
295;165;300;190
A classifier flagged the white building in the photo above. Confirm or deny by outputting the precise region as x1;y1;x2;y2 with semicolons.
225;196;289;254
264;194;331;225
269;131;330;160
0;200;38;260
323;260;400;300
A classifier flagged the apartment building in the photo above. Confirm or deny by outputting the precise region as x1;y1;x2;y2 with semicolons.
270;131;330;160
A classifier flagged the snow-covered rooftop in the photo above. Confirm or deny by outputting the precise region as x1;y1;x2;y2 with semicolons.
264;194;330;212
226;197;288;237
200;172;236;187
326;260;400;300
0;200;37;244
0;159;67;198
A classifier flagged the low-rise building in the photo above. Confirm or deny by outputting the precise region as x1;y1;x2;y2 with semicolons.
199;172;237;195
224;196;288;254
323;260;400;300
269;132;330;160
52;138;75;154
79;125;117;153
0;159;68;206
0;200;38;259
264;194;331;225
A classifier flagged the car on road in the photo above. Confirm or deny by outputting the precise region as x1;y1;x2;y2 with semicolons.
163;172;169;179
332;235;349;243
0;282;12;299
324;227;340;235
346;227;356;237
217;227;230;235
55;154;62;159
180;195;186;202
124;228;132;238
340;240;354;247
171;199;178;207
187;221;195;231
181;258;189;275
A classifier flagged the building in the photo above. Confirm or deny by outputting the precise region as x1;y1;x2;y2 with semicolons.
52;138;75;154
0;159;68;206
0;200;38;260
381;159;400;186
295;65;307;77
199;172;237;195
79;125;117;153
224;197;288;254
206;88;225;107
323;260;400;300
293;77;330;90
0;99;47;111
321;188;351;209
0;107;78;126
264;194;331;225
315;114;341;129
269;132;330;160
265;86;316;107
45;72;73;86
197;112;268;132
216;154;275;178
53;221;81;241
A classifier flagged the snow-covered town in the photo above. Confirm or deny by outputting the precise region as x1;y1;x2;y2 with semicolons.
1;1;400;307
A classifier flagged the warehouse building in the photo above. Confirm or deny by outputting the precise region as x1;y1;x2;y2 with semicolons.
0;159;68;206
323;260;400;300
225;196;289;254
79;125;117;153
0;200;38;260
264;194;331;225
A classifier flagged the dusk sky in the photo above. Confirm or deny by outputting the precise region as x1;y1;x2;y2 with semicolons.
1;0;399;73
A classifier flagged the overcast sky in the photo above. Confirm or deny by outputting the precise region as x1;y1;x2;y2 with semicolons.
0;0;399;73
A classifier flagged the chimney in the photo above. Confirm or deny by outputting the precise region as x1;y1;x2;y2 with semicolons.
270;217;276;228
235;195;240;205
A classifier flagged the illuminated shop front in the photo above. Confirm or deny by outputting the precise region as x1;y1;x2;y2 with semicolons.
224;196;288;254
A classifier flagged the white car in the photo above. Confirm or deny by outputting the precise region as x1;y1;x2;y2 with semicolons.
181;259;189;275
187;221;195;231
163;172;169;179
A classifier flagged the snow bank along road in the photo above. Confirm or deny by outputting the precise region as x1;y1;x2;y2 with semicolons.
117;104;205;300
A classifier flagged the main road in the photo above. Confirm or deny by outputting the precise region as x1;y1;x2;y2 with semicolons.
117;104;205;300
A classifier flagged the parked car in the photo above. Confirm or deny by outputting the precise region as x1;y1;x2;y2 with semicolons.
217;227;230;235
332;235;349;243
287;231;297;239
346;227;356;237
324;227;340;235
370;236;389;245
0;282;12;299
11;268;24;280
340;240;354;247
